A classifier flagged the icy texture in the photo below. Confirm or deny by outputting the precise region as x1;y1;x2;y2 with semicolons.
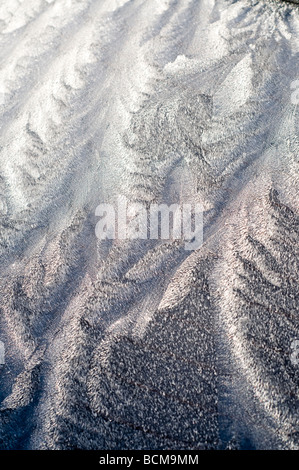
0;0;298;450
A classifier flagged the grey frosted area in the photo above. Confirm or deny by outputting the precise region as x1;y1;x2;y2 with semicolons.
0;0;298;450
